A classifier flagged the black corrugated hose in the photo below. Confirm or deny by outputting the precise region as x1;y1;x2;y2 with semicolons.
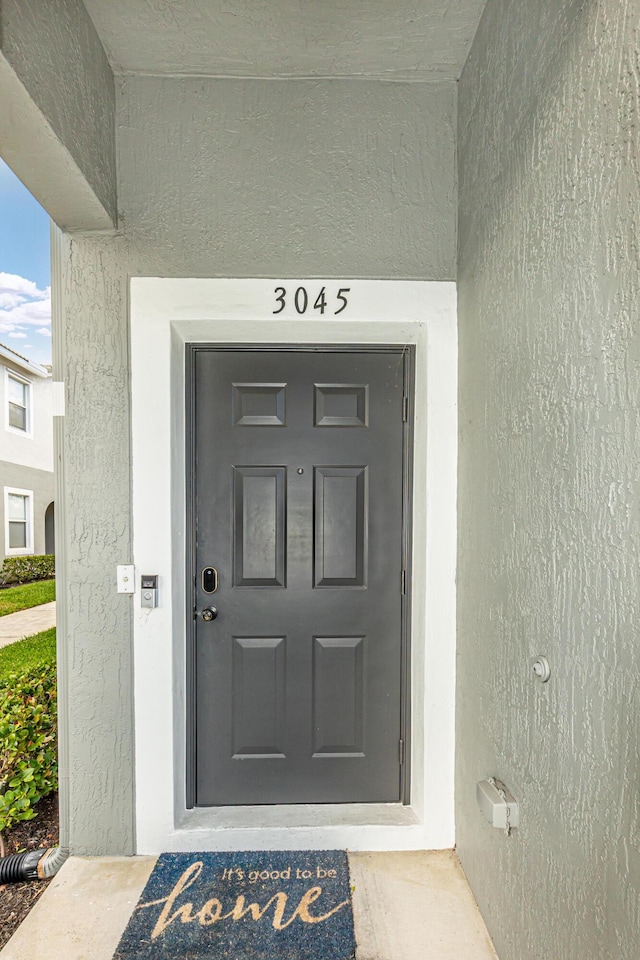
0;846;67;882
0;848;47;882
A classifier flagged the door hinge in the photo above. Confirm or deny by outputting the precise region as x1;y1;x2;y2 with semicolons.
402;396;409;422
401;569;406;595
399;739;405;765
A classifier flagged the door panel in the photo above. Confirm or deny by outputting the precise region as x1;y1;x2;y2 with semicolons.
192;348;407;805
232;636;286;758
233;466;286;586
314;466;368;587
312;635;365;757
314;384;369;427
232;383;287;426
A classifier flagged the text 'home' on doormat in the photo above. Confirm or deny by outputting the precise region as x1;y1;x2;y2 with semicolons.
112;850;355;960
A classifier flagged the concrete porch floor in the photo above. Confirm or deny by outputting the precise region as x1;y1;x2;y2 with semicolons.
1;850;498;959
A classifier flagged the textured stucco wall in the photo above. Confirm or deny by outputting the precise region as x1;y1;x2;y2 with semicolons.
457;2;640;958
53;230;135;855
0;0;116;228
117;77;456;280
54;76;456;854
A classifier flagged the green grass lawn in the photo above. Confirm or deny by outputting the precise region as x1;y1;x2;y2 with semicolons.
0;628;56;681
0;579;55;617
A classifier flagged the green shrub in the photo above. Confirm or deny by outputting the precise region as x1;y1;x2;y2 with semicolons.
0;662;57;833
0;554;55;586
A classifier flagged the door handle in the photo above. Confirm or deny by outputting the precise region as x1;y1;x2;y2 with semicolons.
200;607;218;622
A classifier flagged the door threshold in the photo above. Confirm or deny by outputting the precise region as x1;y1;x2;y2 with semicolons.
176;802;416;831
149;803;425;854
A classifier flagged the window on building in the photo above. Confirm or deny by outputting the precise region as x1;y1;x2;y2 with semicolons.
6;371;31;434
4;488;33;554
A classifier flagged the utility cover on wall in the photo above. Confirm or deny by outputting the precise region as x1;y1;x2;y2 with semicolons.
476;778;519;832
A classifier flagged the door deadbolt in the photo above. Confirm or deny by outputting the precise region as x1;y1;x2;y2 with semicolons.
200;607;218;622
202;566;218;593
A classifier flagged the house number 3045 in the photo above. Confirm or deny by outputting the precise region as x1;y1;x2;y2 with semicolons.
272;286;350;316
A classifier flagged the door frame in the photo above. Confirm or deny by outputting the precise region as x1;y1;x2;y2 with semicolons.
130;278;457;854
185;343;415;809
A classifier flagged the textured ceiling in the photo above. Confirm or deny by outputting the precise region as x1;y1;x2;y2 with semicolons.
82;0;487;80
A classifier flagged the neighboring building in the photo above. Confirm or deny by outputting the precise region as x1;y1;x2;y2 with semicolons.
0;342;54;565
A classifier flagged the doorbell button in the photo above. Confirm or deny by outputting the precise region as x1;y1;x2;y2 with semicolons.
141;575;158;608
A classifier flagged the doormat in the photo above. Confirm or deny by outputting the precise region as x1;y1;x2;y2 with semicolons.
112;850;355;960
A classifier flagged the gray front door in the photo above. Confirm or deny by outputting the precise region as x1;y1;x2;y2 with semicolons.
190;347;410;805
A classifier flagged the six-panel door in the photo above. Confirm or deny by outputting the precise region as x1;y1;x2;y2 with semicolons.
192;349;406;805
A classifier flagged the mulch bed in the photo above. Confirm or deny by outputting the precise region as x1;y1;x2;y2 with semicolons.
0;793;59;950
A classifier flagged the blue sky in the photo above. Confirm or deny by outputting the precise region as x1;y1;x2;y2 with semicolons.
0;159;51;365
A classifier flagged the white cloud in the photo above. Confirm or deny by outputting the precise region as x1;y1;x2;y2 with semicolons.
0;273;48;299
0;272;51;339
36;327;52;337
0;292;27;309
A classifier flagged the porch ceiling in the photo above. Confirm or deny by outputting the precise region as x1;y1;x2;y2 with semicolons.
81;0;487;81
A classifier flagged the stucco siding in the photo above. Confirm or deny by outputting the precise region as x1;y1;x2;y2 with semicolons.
54;231;134;856
117;76;456;281
54;76;457;855
0;0;116;229
457;1;640;958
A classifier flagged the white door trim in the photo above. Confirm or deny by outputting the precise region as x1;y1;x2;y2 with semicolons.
130;278;457;854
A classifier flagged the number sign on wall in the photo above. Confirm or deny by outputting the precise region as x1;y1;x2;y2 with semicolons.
273;286;350;316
